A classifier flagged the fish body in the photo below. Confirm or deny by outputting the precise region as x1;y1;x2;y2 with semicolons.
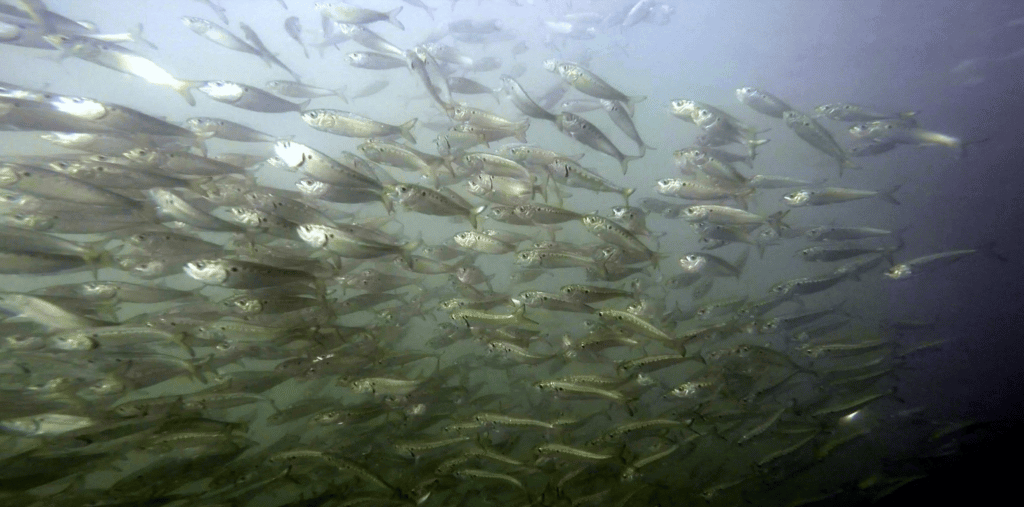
500;75;556;121
815;103;916;122
301;109;416;143
783;186;900;206
198;81;305;113
184;258;317;289
44;35;195;105
783;110;858;174
346;51;406;69
735;86;792;118
555;112;639;174
885;249;977;280
806;225;898;242
316;2;404;30
284;16;308;57
545;60;644;114
185;117;275;142
547;158;634;205
266;80;345;101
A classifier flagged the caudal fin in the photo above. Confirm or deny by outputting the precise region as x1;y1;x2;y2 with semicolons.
624;95;647;117
173;80;197;106
878;183;903;205
620;154;642;175
399;118;417;144
388;7;405;30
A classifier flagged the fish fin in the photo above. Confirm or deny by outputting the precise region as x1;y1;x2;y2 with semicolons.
959;136;990;159
624;95;647;117
746;138;770;159
333;86;348;103
388;7;405;30
766;210;790;235
878;184;902;205
838;157;860;177
399;118;417;144
733;248;750;275
513;119;530;143
621;187;635;207
978;240;1010;263
620;154;641;175
469;205;487;229
130;23;158;50
173;80;198;106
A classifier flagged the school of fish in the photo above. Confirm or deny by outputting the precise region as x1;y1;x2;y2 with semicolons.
0;1;997;506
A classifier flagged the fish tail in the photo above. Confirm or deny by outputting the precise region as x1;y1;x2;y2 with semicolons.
333;85;348;103
746;138;770;159
399;118;418;144
131;23;159;50
878;184;902;205
513;119;530;143
388;7;405;30
766;210;790;236
621;187;635;207
469;205;487;229
624;95;647;117
839;156;860;177
173;80;198;106
620;155;641;175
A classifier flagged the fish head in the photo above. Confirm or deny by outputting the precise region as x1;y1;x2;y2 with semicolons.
655;178;680;193
295;179;327;198
296;224;329;248
228;208;261;227
804;227;828;240
184;259;229;285
50;333;97;351
813;104;836;117
735;87;757;101
797;247;818;259
782;191;810;206
683;206;708;221
514;251;539;267
180;17;210;32
758;319;780;334
49;95;107;119
80;282;118;300
580;214;603;229
884;264;911;280
199;81;244;101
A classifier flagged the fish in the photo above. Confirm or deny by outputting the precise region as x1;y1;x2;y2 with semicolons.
544;60;646;115
783;110;858;175
43;34;196;105
316;2;404;30
388;183;485;228
185;117;275;142
266;80;347;102
284;16;308;57
601;99;654;155
301;109;416;143
197;80;306;113
238;22;302;81
814;103;917;122
346;51;407;69
783;185;901;206
184;258;319;289
181;16;263;60
884;249;978;280
848;121;963;153
735;86;792;118
555;112;640;174
500;75;557;122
